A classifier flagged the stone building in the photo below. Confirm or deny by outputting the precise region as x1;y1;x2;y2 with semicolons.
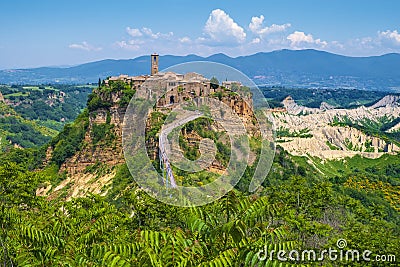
222;81;242;89
151;53;159;75
102;54;253;114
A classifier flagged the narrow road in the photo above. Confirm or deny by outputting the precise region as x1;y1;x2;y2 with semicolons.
159;112;202;188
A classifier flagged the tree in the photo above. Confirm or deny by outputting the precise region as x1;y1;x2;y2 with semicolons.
210;76;219;88
0;163;42;266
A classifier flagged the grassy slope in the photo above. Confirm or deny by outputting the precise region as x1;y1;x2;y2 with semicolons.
0;103;58;149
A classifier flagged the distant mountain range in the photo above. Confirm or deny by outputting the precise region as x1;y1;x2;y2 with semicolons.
1;49;400;91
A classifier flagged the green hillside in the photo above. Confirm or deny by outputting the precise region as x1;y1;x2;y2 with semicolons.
0;84;92;149
1;142;398;266
0;102;57;149
0;82;399;266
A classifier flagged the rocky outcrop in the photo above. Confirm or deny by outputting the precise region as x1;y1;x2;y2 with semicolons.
320;102;335;110
276;125;399;159
272;95;400;159
387;122;400;133
47;72;259;199
282;96;322;115
60;107;126;171
0;91;4;102
370;95;400;109
283;94;400;115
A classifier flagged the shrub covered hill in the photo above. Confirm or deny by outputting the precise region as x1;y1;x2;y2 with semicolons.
0;84;92;150
0;72;399;266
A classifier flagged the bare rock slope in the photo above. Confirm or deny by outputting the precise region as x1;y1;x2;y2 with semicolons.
272;95;400;159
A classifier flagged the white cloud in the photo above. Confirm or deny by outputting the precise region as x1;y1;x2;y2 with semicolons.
115;41;138;50
202;9;246;44
331;41;344;48
125;27;173;40
342;30;400;55
141;27;173;39
141;27;157;38
378;30;400;46
115;17;400;58
116;26;175;51
287;31;313;44
69;41;102;51
115;40;144;50
126;27;143;37
287;31;327;48
179;37;191;43
340;30;400;56
249;16;264;34
249;15;291;36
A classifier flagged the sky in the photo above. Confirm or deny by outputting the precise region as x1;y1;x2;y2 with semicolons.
0;0;400;69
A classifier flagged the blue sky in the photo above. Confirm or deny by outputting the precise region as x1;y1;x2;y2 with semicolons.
0;0;399;69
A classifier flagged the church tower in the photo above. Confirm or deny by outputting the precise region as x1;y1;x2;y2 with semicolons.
151;53;159;75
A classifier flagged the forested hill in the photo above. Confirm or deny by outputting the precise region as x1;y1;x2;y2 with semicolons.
1;49;400;91
0;84;92;149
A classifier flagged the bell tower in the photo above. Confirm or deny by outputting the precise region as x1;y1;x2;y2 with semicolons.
151;53;159;75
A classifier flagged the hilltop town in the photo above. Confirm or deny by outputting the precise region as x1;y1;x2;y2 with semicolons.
39;54;260;199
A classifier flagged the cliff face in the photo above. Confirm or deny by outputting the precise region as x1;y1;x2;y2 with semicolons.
60;108;126;174
45;73;258;199
273;95;400;159
47;91;126;199
370;95;400;109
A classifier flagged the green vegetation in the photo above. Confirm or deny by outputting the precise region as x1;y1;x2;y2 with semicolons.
0;84;92;148
0;115;51;148
178;117;230;167
325;140;340;150
0;145;398;266
50;109;89;167
91;110;115;146
364;139;375;152
1;84;91;124
276;126;313;138
91;123;115;145
0;103;56;149
211;91;224;100
210;76;219;87
145;114;231;186
87;92;111;111
145;111;167;142
309;153;400;178
118;88;136;107
0;146;46;171
344;138;358;151
87;80;136;110
0;83;398;266
108;80;131;92
330;115;400;144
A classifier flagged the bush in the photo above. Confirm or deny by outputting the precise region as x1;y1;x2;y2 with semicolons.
91;123;115;145
118;88;136;107
51;110;89;166
87;93;111;112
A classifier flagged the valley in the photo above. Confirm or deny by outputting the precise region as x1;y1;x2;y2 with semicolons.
1;58;399;266
2;1;399;265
